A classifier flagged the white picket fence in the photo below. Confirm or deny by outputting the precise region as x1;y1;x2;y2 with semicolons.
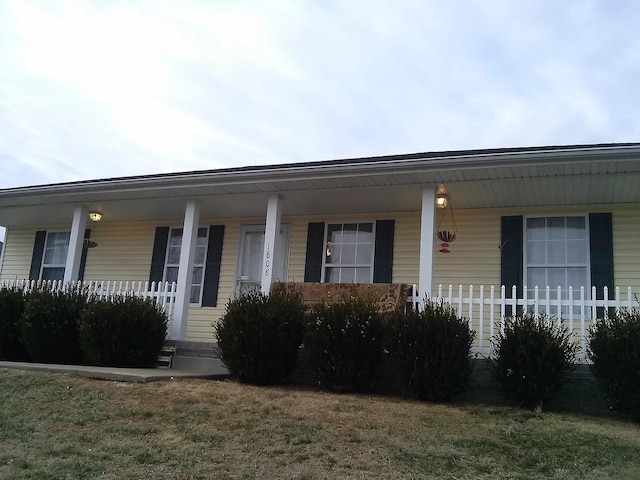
419;284;639;360
0;279;177;327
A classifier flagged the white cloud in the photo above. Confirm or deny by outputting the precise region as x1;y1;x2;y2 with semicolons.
0;0;639;189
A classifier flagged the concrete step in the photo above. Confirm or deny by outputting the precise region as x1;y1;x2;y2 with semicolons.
171;355;229;375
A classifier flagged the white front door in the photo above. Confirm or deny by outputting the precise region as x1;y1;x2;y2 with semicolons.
236;224;290;296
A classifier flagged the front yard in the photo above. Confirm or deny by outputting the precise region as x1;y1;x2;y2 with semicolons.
1;369;639;479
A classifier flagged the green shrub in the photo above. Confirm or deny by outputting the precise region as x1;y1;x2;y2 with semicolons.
0;286;29;361
215;285;306;385
386;300;475;401
489;313;578;412
19;286;88;364
79;295;168;367
588;309;640;421
304;296;384;393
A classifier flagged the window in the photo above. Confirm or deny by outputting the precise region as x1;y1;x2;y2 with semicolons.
164;227;209;304
322;222;375;283
524;216;589;312
40;231;70;281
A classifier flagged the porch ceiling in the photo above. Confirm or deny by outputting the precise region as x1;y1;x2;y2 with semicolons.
1;144;640;226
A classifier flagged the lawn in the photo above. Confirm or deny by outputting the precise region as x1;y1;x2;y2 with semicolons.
1;368;639;479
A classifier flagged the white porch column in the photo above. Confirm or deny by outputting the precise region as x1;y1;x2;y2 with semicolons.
418;186;437;304
261;195;282;294
63;205;88;283
172;200;201;340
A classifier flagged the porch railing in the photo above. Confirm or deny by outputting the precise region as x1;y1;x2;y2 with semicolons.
0;279;177;328
410;284;639;361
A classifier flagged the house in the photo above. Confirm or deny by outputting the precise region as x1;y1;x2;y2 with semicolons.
1;143;640;355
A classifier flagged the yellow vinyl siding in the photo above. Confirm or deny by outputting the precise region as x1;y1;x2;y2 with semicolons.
612;207;640;294
0;227;39;282
4;205;640;345
82;222;156;282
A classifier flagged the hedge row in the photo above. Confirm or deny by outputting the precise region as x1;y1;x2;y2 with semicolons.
216;287;476;400
216;287;640;420
0;285;167;368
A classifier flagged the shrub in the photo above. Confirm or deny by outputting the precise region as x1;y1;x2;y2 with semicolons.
386;300;475;401
19;286;88;364
588;309;640;421
79;295;168;367
0;286;29;361
215;285;306;385
304;296;384;393
489;313;578;412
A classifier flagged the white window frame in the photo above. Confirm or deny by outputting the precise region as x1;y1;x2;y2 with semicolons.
40;230;71;282
523;214;592;310
163;226;209;306
321;221;376;284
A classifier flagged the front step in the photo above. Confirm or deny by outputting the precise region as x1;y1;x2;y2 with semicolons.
156;345;177;368
156;341;230;376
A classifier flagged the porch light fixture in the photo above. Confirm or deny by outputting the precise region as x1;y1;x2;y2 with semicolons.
89;211;102;222
436;193;457;253
436;194;448;209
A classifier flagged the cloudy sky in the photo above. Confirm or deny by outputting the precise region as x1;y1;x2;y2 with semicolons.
1;0;639;194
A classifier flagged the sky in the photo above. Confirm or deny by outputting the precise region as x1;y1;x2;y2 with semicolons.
0;0;639;197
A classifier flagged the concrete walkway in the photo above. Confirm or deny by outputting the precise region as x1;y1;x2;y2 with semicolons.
0;360;230;383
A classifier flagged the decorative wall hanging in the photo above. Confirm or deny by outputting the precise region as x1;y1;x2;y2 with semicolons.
436;193;457;253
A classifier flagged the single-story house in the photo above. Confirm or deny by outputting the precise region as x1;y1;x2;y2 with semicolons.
1;143;639;355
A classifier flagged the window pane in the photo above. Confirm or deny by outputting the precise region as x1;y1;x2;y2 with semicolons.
341;224;358;243
357;223;374;242
190;285;201;304
566;240;587;263
340;267;356;283
41;267;65;282
194;245;206;264
340;243;356;264
527;241;545;263
167;245;181;264
327;224;343;243
547;217;565;240
166;266;179;284
527;218;545;240
567;267;588;289
355;267;371;283
192;266;203;284
324;222;375;284
356;244;373;264
566;217;585;239
527;268;546;289
169;229;183;246
547;240;566;263
547;268;566;290
324;267;339;283
43;232;70;265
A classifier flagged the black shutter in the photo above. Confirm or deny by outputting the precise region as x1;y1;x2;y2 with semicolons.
304;222;325;282
149;227;170;284
589;213;614;317
373;220;395;283
202;225;225;307
29;231;47;281
501;216;523;315
78;229;91;281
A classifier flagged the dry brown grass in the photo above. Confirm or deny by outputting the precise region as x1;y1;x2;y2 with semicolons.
1;368;639;479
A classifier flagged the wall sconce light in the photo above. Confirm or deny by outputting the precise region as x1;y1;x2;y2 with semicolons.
436;195;448;209
89;211;103;222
